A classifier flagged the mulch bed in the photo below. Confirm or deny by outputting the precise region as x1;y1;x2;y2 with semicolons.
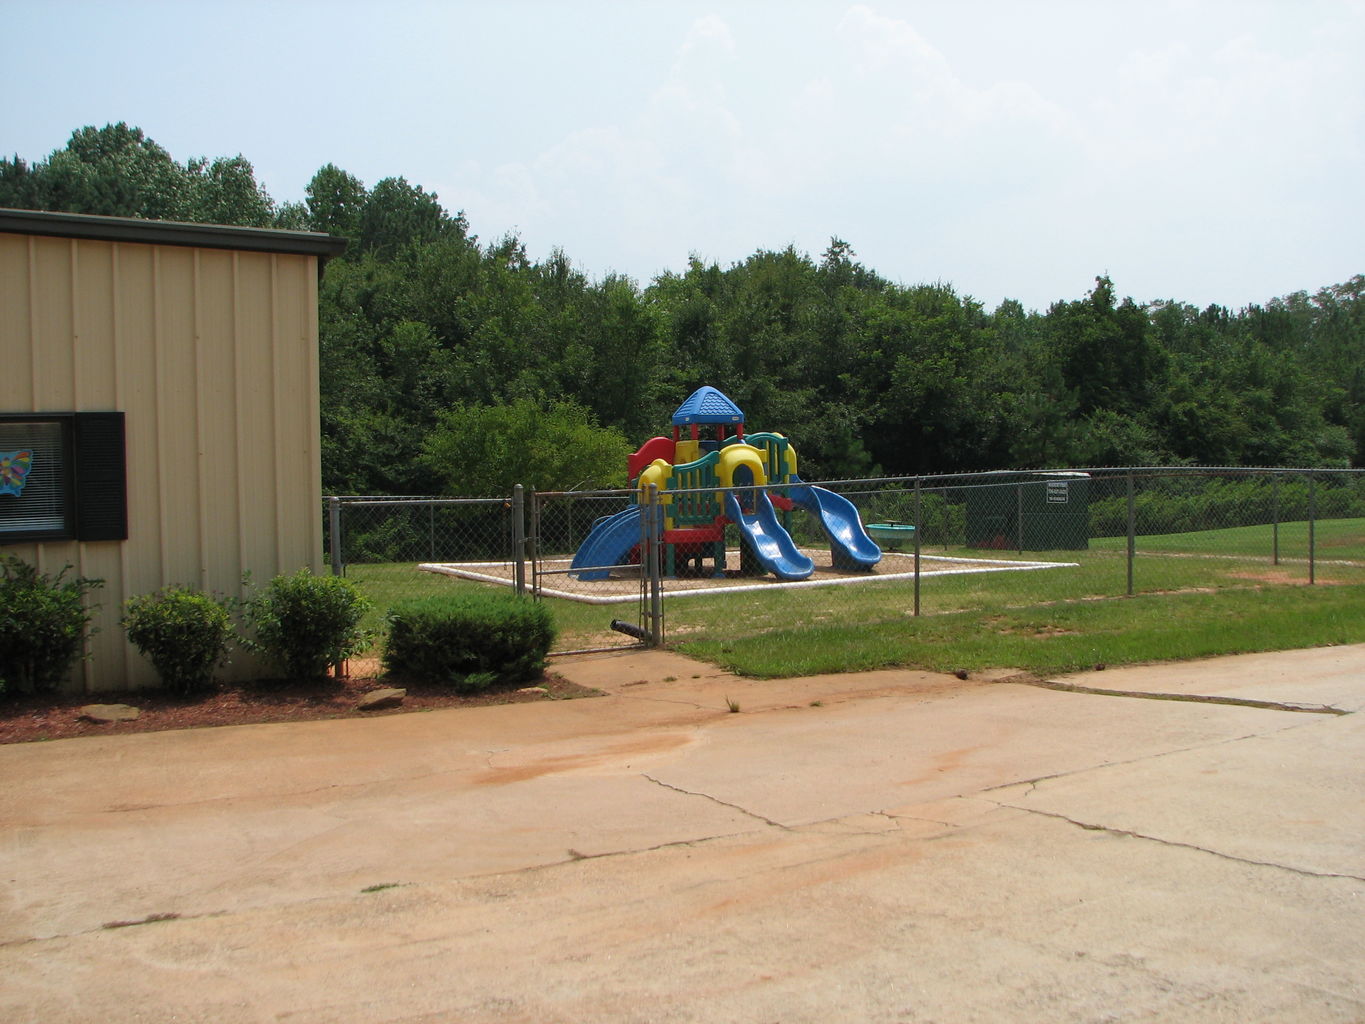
0;669;602;745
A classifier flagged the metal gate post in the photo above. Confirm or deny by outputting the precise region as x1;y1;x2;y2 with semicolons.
913;478;922;617
1308;473;1317;586
528;490;541;597
1272;473;1280;566
328;496;343;577
1016;482;1024;555
512;484;526;596
1126;471;1136;597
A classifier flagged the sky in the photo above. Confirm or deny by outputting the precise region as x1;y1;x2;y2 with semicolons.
3;0;1362;312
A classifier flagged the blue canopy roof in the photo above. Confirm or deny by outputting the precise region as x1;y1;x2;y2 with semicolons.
671;386;744;426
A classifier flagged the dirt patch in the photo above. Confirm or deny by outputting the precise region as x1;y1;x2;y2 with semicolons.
0;668;602;745
1226;570;1308;584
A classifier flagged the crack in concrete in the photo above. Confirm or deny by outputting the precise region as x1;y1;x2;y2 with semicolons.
612;692;712;712
979;719;1325;797
1000;803;1365;883
1018;677;1351;715
641;773;792;830
4;826;763;949
0;907;232;951
479;824;781;879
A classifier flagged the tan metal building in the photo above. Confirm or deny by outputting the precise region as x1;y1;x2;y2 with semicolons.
1;209;347;691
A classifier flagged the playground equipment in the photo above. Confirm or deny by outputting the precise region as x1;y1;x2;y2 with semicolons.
865;522;917;551
570;386;882;582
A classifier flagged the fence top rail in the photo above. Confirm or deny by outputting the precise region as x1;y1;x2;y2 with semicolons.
866;466;1362;487
328;466;1363;506
328;496;511;508
534;488;634;500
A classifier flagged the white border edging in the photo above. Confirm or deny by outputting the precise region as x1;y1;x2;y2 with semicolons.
418;557;1080;606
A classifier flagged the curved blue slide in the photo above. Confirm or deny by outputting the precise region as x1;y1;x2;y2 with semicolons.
725;490;815;581
570;506;645;581
789;478;882;570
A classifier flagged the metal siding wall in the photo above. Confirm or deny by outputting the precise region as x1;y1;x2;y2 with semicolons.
271;254;323;574
2;233;324;692
303;262;324;566
30;240;77;414
70;241;129;689
115;244;162;596
0;236;35;410
0;238;49;649
112;243;162;685
153;247;202;594
193;249;242;591
232;253;282;583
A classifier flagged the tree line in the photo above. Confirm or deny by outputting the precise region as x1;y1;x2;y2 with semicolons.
5;125;1362;495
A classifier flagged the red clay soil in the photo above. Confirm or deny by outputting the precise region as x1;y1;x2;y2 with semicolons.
0;665;601;745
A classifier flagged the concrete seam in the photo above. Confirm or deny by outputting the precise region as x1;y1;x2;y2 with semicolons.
1019;677;1350;716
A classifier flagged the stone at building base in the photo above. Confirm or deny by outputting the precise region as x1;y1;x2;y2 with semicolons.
356;688;406;712
79;704;141;723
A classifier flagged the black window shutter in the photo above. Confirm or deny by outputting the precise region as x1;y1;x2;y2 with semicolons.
73;412;127;541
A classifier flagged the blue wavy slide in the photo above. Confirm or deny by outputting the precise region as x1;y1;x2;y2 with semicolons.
724;490;815;581
788;478;882;570
570;506;645;581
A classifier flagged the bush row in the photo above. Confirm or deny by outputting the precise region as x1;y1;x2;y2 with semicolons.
1;556;553;698
1;559;375;695
1089;476;1365;539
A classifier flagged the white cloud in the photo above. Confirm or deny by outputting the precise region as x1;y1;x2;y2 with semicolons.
373;2;1364;305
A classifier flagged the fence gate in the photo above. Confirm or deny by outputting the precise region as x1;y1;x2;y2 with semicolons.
529;486;663;654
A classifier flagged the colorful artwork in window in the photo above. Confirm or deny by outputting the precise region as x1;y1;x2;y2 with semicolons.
0;450;34;497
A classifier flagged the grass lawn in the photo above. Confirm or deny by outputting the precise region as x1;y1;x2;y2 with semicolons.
340;516;1365;679
1091;516;1365;559
675;585;1365;678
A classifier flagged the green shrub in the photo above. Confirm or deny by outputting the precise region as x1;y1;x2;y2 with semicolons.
243;569;373;680
0;555;103;695
122;587;235;693
383;591;555;692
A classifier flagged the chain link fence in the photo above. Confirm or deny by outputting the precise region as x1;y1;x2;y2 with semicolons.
325;467;1365;659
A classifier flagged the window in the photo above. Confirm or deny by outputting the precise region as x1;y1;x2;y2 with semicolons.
0;413;126;543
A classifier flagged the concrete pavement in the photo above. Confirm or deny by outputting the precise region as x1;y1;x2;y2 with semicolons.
1;645;1361;1022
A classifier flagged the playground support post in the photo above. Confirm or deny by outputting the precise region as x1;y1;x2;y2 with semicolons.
646;484;664;645
513;485;526;596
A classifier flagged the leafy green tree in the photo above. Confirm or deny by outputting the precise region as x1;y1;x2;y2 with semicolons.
272;200;311;230
0;155;41;208
305;163;368;239
183;154;274;226
421;399;630;496
1045;276;1168;419
357;176;461;255
0;123;276;226
18;123;1364;478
